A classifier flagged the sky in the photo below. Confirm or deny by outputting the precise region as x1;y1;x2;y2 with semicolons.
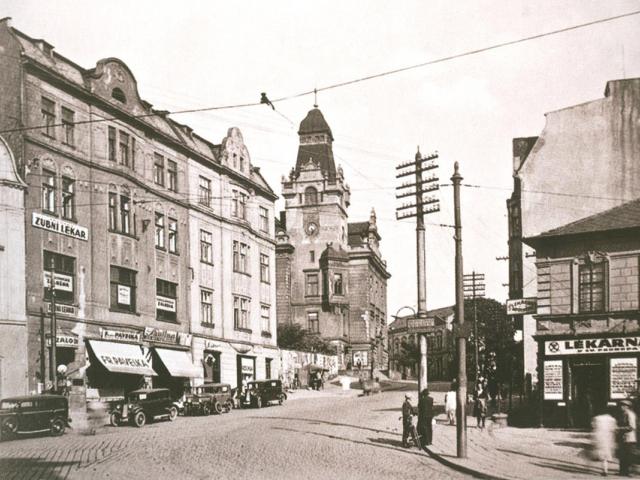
4;0;640;323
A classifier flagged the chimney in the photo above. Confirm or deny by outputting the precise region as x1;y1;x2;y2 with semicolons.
34;39;55;58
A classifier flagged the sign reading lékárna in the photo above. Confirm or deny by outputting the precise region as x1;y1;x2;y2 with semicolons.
32;212;88;241
545;337;640;355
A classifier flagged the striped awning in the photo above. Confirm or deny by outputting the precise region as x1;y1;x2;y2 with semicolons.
88;340;156;376
154;348;203;378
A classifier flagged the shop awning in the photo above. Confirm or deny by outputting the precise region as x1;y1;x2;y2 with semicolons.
154;348;203;378
88;340;156;376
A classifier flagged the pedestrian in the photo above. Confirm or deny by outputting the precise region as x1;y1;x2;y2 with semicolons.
418;388;434;447
474;396;488;430
445;390;456;425
401;393;415;448
591;408;616;477
618;399;637;477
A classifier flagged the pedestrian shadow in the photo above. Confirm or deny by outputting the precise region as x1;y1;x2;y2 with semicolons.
0;457;78;480
369;437;405;448
255;416;396;435
554;440;590;449
497;447;600;475
372;407;401;412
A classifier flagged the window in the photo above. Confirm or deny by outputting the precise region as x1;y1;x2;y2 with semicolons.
157;279;177;322
154;153;165;186
579;262;605;313
167;160;177;192
120;196;131;234
108;193;117;230
333;273;343;296
199;176;211;207
240;243;248;273
43;251;75;304
307;312;319;333
259;206;269;233
42;170;56;213
110;266;136;313
155;212;165;249
306;273;319;296
61;177;75;220
119;131;130;166
310;250;315;263
232;190;247;219
233;241;249;274
265;358;272;379
108;127;117;162
41;97;56;138
239;156;245;172
168;218;177;253
61;107;74;146
111;88;126;104
233;241;239;272
234;296;250;331
261;305;270;333
201;290;213;326
304;187;318;205
260;254;270;283
200;230;212;264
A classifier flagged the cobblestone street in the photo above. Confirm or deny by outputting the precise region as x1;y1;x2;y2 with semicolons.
0;391;470;480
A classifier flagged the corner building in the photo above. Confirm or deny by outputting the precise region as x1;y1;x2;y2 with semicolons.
0;19;278;417
275;108;390;371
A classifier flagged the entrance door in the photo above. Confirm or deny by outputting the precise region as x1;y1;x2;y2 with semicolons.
571;361;606;428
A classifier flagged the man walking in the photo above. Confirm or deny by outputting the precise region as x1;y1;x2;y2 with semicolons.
418;388;434;447
618;399;637;476
402;393;415;448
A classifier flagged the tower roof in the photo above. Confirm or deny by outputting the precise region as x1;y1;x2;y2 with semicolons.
295;107;336;181
298;108;334;140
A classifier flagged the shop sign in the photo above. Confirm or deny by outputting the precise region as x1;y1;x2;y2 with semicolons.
610;357;638;400
545;336;640;356
32;212;88;241
407;317;434;332
544;360;563;400
144;327;177;344
241;357;254;375
46;334;79;348
117;285;131;306
177;333;192;347
47;303;75;316
204;340;222;350
100;329;141;344
507;298;537;315
43;272;73;292
156;296;176;312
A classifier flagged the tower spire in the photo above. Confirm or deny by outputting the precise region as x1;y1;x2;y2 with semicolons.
314;88;318;108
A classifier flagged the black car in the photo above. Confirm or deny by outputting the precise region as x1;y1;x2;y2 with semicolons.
110;388;178;428
0;395;71;439
241;380;286;408
183;383;232;415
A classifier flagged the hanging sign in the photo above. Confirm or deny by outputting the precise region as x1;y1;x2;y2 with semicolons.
241;357;254;375
46;334;79;348
100;328;141;344
544;360;563;400
48;303;75;316
610;357;638;400
156;296;176;312
117;285;131;306
507;298;537;315
43;271;73;292
32;212;88;241
546;337;640;355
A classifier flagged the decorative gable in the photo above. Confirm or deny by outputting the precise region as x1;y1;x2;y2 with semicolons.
86;58;149;117
220;127;251;176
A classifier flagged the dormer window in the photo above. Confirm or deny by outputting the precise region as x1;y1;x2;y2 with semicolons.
112;88;126;104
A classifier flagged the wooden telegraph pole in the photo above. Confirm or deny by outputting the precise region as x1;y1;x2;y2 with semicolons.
49;257;57;393
396;148;440;394
464;272;485;393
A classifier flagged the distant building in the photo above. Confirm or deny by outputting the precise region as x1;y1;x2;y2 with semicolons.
525;198;640;427
508;78;640;387
387;306;455;382
275;108;390;372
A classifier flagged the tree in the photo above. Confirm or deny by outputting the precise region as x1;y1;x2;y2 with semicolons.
390;340;420;373
277;323;335;355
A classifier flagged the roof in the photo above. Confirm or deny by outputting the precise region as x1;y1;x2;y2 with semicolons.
348;221;380;246
527;197;640;242
320;243;349;261
298;108;334;140
295;143;336;181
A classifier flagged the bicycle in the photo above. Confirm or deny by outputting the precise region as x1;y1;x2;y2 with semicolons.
400;412;422;449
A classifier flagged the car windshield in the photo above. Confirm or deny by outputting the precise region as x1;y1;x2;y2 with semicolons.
1;400;18;409
248;383;257;390
129;392;147;401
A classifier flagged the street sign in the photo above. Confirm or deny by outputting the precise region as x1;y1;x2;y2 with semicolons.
407;317;435;332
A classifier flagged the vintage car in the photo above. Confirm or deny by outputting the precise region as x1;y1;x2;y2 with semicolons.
0;394;71;439
110;388;178;427
240;380;286;408
183;383;232;415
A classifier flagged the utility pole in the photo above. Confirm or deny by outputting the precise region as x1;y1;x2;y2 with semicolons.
396;147;440;394
452;162;467;458
40;308;46;393
463;272;485;394
49;257;57;393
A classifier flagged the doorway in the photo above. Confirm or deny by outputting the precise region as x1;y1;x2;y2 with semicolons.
571;359;606;428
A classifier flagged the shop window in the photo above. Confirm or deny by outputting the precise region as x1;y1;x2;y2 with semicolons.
168;218;178;253
260;254;270;283
108;127;116;162
110;266;136;313
307;312;319;333
259;206;269;233
199;176;211;207
167;160;177;192
155;212;165;249
56;348;75;370
200;230;213;264
61;107;74;146
306;273;319;296
157;279;178;322
61;177;75;220
43;251;75;305
41;97;56;138
154;153;165;186
201;290;213;326
304;187;318;205
333;273;343;295
203;352;221;383
42;170;56;213
261;305;270;333
579;262;606;312
234;296;250;331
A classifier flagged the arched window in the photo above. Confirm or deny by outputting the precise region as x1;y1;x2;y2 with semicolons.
112;88;126;104
304;186;318;205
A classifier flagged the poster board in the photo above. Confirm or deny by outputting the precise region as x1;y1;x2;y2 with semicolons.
610;357;637;400
544;360;563;400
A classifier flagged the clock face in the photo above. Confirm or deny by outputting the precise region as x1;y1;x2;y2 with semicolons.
305;222;318;236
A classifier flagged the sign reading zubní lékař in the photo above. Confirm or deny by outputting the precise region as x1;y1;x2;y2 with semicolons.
544;360;563;400
545;337;640;355
610;357;637;400
32;212;88;241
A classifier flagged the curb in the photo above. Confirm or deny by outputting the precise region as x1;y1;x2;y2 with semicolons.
422;445;511;480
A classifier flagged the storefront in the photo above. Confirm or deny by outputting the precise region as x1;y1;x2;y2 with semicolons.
237;355;256;391
537;333;640;427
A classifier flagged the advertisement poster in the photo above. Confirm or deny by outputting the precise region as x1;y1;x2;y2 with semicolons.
544;360;563;400
610;357;637;400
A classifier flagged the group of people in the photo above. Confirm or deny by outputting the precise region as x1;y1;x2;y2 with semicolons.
591;399;637;477
401;389;434;449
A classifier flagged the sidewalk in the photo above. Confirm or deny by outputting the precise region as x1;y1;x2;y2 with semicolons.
425;414;627;479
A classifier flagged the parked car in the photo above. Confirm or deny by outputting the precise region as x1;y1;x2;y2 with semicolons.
0;394;71;439
182;383;232;415
240;380;286;408
110;388;178;428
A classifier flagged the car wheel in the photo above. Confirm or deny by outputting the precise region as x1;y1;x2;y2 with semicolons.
133;411;146;428
225;400;234;412
256;396;263;408
50;418;65;437
110;412;121;427
214;402;223;415
278;393;285;405
202;403;211;416
168;406;178;421
1;416;18;436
